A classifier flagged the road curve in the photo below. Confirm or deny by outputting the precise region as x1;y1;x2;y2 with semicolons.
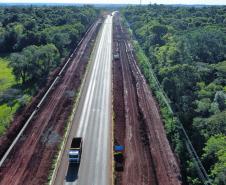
54;15;113;185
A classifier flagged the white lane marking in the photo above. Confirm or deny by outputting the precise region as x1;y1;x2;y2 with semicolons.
71;21;107;185
74;15;113;185
76;27;103;136
76;21;107;137
93;37;108;185
80;19;108;138
101;15;112;185
74;18;110;185
101;17;113;185
93;15;112;185
80;33;106;138
79;28;108;184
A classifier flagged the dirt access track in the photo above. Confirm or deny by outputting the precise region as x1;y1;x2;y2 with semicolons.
0;20;101;185
113;14;182;185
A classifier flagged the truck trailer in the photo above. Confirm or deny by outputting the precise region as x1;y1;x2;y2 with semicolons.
68;137;83;164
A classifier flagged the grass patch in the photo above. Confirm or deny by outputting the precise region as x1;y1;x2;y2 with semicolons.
0;57;18;134
0;57;30;135
0;103;20;135
0;58;16;92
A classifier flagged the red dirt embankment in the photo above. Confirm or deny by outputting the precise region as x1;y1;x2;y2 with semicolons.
113;14;182;185
0;20;100;185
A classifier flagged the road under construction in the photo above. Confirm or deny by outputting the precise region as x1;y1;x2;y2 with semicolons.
0;13;182;185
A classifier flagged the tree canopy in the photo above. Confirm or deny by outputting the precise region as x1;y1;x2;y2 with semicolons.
0;5;99;88
122;4;226;185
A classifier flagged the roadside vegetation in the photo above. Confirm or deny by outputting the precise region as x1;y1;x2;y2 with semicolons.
122;5;226;185
0;57;21;134
0;5;99;135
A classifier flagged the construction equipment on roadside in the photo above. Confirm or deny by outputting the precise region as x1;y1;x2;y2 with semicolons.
114;145;124;171
113;53;120;60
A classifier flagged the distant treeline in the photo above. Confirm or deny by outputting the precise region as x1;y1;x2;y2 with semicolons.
0;6;99;87
122;5;226;185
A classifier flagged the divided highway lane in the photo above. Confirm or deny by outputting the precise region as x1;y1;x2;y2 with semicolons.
54;15;113;185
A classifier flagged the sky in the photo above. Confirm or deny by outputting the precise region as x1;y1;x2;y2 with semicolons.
0;0;225;5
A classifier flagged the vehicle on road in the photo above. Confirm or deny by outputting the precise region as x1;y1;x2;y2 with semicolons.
68;137;83;164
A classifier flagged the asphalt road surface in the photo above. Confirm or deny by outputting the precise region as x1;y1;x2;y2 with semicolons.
54;15;113;185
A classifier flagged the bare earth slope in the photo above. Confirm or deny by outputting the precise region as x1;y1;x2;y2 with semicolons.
113;14;182;185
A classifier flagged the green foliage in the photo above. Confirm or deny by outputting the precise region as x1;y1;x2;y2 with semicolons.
122;4;226;184
0;102;20;135
40;23;83;56
0;58;16;91
195;98;211;116
202;135;226;185
186;160;203;185
214;61;226;73
214;91;226;111
0;7;98;87
132;40;182;154
183;30;226;64
9;44;60;85
0;58;30;135
0;6;99;136
0;6;99;54
193;111;226;139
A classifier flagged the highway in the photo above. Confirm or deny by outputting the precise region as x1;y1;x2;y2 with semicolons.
53;15;113;185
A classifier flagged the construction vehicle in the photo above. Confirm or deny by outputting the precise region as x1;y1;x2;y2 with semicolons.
114;145;124;171
113;53;120;60
68;137;83;164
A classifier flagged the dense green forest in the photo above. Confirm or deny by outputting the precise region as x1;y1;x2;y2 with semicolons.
122;5;226;185
0;6;98;85
0;6;99;134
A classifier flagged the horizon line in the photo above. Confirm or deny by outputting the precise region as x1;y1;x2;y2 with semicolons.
0;2;226;5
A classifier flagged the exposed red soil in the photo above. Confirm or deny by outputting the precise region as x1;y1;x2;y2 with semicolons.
113;15;182;185
113;40;125;146
0;23;95;160
0;60;64;159
0;20;100;185
113;43;126;184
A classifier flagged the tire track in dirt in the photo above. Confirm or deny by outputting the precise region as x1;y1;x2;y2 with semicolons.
125;40;182;185
113;13;182;185
119;40;158;185
0;20;101;185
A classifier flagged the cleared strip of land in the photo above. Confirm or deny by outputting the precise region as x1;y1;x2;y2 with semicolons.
0;20;100;185
113;14;182;185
